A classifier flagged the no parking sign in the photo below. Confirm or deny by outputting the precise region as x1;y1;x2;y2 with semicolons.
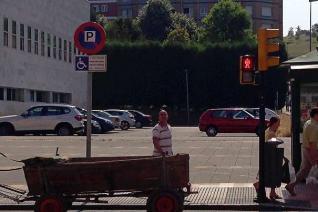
74;22;106;55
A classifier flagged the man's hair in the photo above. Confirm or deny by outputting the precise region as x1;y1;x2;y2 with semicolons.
159;109;167;114
310;107;318;118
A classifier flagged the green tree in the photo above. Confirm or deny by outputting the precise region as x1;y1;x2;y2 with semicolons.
312;23;318;39
171;12;198;41
137;0;173;41
164;27;190;44
287;27;294;38
105;18;141;41
201;0;252;42
295;25;301;40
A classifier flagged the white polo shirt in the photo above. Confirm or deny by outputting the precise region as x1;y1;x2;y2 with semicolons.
152;123;173;156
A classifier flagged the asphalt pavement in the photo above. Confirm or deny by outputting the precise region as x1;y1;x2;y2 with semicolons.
0;127;291;186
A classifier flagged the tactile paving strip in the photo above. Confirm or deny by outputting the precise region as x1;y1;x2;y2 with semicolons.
0;185;315;210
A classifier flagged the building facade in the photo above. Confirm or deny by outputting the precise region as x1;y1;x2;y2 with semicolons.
91;0;283;36
0;0;90;115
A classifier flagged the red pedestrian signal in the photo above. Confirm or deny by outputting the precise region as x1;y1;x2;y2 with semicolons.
240;55;255;85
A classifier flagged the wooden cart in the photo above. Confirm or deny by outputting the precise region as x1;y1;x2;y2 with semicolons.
18;153;191;211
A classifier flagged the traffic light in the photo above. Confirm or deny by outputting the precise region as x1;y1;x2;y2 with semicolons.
257;28;280;71
240;55;255;85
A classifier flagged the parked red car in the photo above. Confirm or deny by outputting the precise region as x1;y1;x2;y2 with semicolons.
199;108;269;137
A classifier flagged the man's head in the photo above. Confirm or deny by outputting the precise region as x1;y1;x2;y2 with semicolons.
310;107;318;122
158;110;168;125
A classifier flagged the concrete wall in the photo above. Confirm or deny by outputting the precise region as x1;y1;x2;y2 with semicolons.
0;0;90;116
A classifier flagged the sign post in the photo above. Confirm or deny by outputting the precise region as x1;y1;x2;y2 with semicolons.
74;21;106;158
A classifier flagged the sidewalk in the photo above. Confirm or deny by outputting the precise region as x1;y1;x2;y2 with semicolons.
0;183;317;210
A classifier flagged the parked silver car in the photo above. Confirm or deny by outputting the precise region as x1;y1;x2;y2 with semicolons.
104;109;135;130
92;110;121;128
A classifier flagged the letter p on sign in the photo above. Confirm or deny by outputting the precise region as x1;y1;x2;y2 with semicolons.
84;31;96;42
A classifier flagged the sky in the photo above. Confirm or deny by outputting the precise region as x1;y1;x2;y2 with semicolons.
283;0;318;35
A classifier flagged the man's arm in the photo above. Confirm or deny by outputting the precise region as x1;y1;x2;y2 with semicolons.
307;125;318;164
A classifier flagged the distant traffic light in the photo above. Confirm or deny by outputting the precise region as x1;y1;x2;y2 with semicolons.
240;55;255;85
257;28;280;71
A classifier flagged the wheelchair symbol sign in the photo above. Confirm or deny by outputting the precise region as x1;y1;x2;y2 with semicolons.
75;56;89;71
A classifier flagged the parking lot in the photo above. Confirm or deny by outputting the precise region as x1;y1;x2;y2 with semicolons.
0;127;291;186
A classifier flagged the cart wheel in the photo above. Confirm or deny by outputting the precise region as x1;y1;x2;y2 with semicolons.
35;195;65;212
147;190;184;212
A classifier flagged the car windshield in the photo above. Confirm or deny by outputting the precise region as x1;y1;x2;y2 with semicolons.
93;111;109;119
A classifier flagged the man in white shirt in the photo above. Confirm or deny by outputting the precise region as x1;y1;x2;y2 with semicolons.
152;110;173;156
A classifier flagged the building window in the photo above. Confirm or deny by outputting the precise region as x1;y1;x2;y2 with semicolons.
68;41;72;63
27;26;31;53
58;38;62;60
30;90;35;102
63;40;67;61
40;31;45;56
6;88;24;102
53;36;57;59
47;33;51;58
0;88;4;100
19;24;24;51
36;91;50;102
101;5;108;13
53;92;71;104
34;29;38;55
261;7;272;17
3;18;9;46
262;23;272;28
183;8;193;17
200;6;208;18
245;6;253;16
122;8;132;18
12;20;17;49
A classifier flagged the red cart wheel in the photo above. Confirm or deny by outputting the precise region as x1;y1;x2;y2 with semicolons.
147;190;183;212
35;195;65;212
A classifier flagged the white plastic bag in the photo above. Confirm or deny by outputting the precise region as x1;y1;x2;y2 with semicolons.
306;165;318;185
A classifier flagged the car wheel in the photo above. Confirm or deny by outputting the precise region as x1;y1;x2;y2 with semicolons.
57;125;72;136
206;126;217;137
135;121;143;129
120;121;130;130
0;124;14;136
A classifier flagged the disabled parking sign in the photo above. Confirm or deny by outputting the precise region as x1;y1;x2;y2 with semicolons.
75;55;107;72
74;22;106;55
75;56;89;71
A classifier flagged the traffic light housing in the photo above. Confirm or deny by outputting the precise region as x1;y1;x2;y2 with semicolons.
257;28;280;71
240;55;255;85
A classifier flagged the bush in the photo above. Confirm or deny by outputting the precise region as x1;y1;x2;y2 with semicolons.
93;41;288;125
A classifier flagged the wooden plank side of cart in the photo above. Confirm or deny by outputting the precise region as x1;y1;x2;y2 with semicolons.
23;154;189;196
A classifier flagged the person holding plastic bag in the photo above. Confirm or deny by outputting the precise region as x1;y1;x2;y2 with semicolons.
286;107;318;196
254;117;282;200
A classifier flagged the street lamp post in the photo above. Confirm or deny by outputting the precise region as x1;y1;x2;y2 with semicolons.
309;0;318;51
310;1;312;51
185;69;190;126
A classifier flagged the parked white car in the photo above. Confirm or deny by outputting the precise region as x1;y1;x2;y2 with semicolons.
92;110;121;128
0;104;84;136
104;109;135;130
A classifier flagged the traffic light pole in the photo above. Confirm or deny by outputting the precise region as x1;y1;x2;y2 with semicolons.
256;71;267;202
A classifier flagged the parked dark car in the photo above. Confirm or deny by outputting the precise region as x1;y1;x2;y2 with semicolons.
81;120;102;135
199;108;269;137
76;108;115;133
128;110;152;128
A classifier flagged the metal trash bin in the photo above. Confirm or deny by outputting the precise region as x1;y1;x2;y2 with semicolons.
264;139;284;188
